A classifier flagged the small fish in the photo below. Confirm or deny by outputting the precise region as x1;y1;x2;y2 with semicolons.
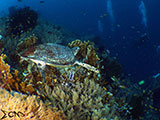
117;24;120;27
153;73;160;79
119;85;127;89
40;1;45;4
53;78;57;83
17;0;22;2
131;26;135;29
104;87;107;91
138;80;145;85
105;49;110;55
100;14;107;19
0;35;3;39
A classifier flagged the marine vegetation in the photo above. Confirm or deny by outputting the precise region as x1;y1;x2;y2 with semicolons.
5;6;38;37
40;78;119;120
99;51;122;88
0;38;124;119
0;87;66;120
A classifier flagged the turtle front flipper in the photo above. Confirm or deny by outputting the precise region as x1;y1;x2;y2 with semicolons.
74;61;100;74
30;58;47;82
30;58;46;70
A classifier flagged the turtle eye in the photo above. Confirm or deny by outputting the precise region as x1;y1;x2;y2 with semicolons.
37;63;41;66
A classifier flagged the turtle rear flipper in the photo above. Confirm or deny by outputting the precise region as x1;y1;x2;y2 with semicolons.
30;58;47;82
74;61;99;74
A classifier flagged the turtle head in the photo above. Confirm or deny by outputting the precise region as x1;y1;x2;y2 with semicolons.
72;46;80;56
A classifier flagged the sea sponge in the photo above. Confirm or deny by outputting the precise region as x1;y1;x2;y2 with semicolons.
0;87;66;120
40;78;121;120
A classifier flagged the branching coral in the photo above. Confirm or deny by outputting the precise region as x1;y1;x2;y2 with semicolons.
0;87;66;120
0;38;122;120
40;78;120;120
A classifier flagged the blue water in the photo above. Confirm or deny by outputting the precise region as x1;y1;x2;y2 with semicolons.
1;0;160;81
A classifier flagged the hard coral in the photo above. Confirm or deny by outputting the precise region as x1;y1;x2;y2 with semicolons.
5;6;38;37
68;39;100;67
0;87;67;120
68;39;101;82
40;79;121;120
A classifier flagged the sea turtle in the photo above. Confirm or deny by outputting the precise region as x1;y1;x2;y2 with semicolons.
18;43;100;74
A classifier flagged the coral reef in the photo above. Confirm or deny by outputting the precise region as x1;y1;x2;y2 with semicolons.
5;6;38;37
68;39;101;82
97;47;122;88
0;39;125;120
0;16;79;65
0;87;66;120
40;78;120;120
0;54;38;95
0;54;16;90
17;35;38;54
13;39;102;91
0;14;130;120
68;39;100;67
1;34;38;67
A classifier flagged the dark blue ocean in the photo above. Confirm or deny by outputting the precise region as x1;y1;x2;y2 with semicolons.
1;0;160;119
0;0;160;82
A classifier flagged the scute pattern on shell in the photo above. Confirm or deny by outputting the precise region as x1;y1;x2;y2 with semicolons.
22;43;76;65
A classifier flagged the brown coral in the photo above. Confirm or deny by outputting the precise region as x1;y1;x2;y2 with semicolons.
0;87;66;120
0;54;39;95
68;39;100;67
17;35;38;54
68;40;101;82
0;54;16;90
40;78;121;120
